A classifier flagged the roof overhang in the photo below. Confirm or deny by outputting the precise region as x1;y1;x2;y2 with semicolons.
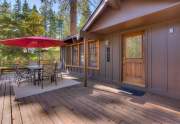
89;2;180;34
82;0;109;32
63;34;83;44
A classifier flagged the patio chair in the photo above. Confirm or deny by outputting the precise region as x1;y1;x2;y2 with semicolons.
41;63;57;87
14;65;33;87
56;62;63;80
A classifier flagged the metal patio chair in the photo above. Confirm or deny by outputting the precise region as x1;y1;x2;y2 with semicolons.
14;65;33;87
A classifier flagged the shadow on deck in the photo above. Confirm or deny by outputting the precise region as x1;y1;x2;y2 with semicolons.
0;75;179;124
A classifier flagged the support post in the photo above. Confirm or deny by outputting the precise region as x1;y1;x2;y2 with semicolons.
84;39;88;87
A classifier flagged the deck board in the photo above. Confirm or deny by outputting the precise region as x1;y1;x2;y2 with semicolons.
35;94;64;124
0;82;180;124
1;83;11;124
11;85;23;124
0;83;5;124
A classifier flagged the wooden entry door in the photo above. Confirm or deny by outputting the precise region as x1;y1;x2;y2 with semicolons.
122;32;145;87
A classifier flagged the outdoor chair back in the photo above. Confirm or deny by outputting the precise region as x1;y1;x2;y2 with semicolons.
56;62;63;80
42;63;59;85
14;65;32;86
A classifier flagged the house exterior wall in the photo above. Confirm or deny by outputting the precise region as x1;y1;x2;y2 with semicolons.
147;20;180;99
62;19;180;99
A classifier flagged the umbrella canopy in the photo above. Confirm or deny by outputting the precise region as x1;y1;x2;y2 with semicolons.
0;36;65;48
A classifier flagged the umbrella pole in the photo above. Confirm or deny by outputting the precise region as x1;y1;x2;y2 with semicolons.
38;49;41;65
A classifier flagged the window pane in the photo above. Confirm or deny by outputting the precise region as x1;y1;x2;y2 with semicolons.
88;42;97;67
79;44;84;66
106;47;110;62
126;35;142;58
72;45;78;65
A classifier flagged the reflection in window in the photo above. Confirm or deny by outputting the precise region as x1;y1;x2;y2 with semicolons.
126;35;142;58
79;44;84;66
72;45;78;65
88;42;98;68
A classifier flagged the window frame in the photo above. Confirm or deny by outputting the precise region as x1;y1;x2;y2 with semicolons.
87;40;100;70
65;40;100;70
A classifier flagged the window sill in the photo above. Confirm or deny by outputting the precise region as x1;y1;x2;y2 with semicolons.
65;65;99;70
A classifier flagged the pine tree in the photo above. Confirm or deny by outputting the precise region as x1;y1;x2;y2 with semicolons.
40;0;56;36
22;0;30;18
23;10;45;36
0;0;11;14
32;4;38;13
70;0;77;35
78;0;91;29
13;0;22;20
40;0;49;36
48;8;57;38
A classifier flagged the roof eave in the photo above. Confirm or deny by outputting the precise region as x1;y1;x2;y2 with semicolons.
82;0;108;32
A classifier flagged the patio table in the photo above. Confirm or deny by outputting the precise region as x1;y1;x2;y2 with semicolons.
26;65;43;86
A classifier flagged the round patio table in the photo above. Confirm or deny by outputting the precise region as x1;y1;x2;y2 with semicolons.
26;65;43;87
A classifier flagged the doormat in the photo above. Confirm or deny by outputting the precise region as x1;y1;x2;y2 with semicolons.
119;86;145;96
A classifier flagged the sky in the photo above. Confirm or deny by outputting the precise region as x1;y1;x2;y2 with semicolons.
6;0;98;12
7;0;59;12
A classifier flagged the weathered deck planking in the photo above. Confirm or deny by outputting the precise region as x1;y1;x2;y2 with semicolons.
0;83;5;124
54;88;118;124
11;86;23;124
1;83;11;124
0;82;180;124
35;94;64;124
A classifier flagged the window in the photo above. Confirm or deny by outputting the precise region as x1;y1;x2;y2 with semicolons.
79;44;84;66
106;47;110;62
65;41;99;69
88;41;99;68
125;35;143;58
72;45;78;65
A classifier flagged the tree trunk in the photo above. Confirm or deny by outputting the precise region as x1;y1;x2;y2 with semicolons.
70;0;77;35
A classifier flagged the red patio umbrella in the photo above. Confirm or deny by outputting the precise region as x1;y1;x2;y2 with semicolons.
0;36;64;48
0;36;65;64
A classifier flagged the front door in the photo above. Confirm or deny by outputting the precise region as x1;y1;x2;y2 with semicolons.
122;32;145;87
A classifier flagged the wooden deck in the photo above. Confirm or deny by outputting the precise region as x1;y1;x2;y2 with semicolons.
0;82;180;124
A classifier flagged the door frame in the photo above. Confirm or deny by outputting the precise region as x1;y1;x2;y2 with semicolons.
121;30;146;88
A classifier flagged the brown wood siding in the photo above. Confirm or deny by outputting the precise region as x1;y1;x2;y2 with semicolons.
105;35;113;81
147;20;180;99
99;33;121;83
150;25;168;92
89;0;179;32
99;40;106;80
112;33;121;82
62;19;180;99
167;22;180;97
